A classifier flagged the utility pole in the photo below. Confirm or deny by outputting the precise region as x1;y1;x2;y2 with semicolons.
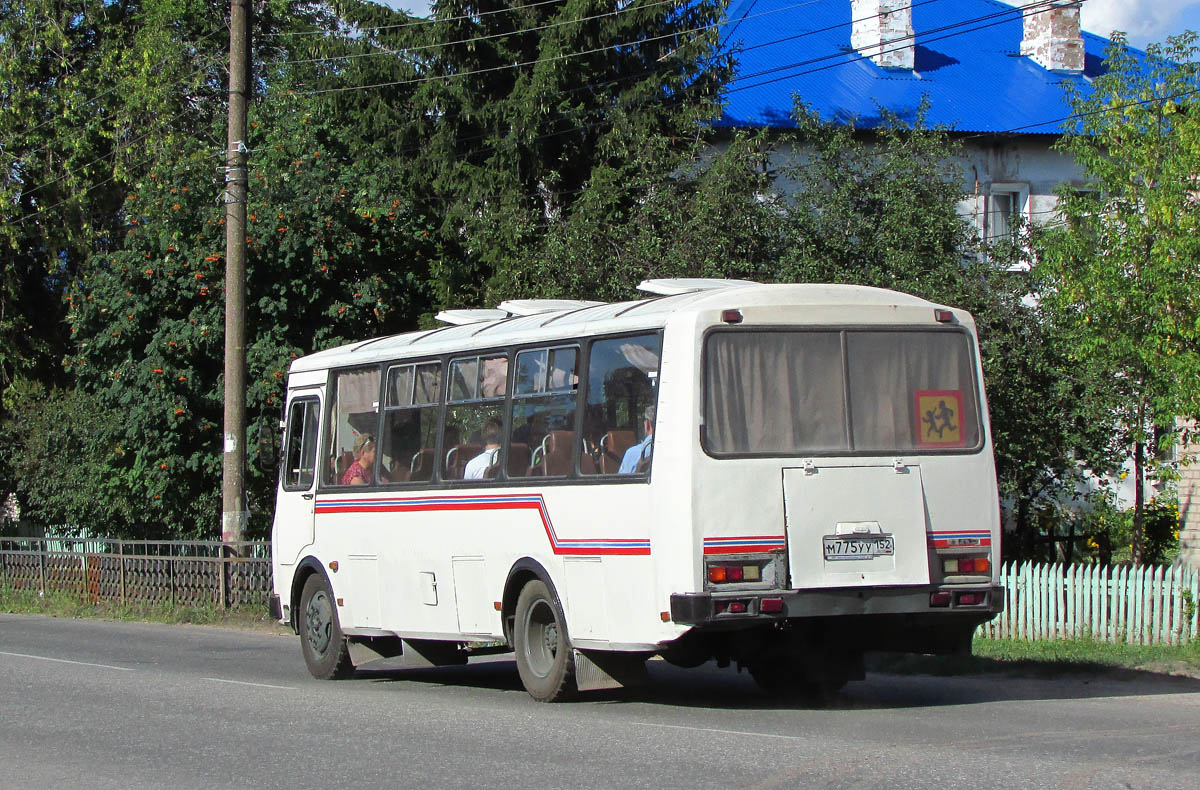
222;0;250;550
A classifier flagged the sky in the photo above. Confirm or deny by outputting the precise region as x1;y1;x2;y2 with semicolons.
1006;0;1200;48
378;1;1200;50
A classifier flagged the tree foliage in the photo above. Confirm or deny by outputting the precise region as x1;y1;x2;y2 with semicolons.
1035;33;1200;563
1;1;437;537
405;0;733;306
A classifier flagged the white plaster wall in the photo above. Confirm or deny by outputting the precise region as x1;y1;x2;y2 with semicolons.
708;133;1088;237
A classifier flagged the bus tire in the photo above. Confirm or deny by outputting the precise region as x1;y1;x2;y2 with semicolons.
513;579;577;702
299;573;354;680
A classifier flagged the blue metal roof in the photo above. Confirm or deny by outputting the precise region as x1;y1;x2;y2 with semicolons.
717;0;1124;134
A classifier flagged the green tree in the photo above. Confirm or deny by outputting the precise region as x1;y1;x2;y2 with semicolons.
517;129;786;301
0;0;228;411
403;0;734;307
2;1;437;537
1035;33;1200;564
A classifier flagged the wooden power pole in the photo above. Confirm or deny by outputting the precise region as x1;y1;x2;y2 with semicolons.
222;0;250;548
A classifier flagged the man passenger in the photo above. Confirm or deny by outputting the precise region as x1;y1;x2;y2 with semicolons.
464;418;502;480
619;405;655;474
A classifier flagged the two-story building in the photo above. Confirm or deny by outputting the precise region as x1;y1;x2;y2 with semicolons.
718;0;1104;245
717;0;1200;565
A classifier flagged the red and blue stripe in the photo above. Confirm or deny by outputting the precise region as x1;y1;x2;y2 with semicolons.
314;493;651;556
703;536;787;555
927;529;993;549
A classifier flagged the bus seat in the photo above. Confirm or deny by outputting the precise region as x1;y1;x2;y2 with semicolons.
543;430;574;476
579;451;596;475
389;460;411;483
484;461;501;479
409;448;434;481
507;442;531;477
600;430;635;474
334;450;354;481
447;443;481;479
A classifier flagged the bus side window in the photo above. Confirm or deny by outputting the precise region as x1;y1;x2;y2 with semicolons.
443;354;508;481
323;366;382;486
581;334;662;475
513;346;578;478
283;398;320;490
382;362;441;483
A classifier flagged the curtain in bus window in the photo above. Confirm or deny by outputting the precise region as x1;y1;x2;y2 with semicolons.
704;332;847;454
414;364;440;404
337;368;379;414
386;365;414;407
325;366;381;486
480;356;508;398
846;331;979;452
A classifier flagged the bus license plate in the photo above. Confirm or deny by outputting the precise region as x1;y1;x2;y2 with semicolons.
823;536;894;561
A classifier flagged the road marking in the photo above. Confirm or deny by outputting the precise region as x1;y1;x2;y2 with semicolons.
633;721;805;741
0;650;134;672
201;677;296;691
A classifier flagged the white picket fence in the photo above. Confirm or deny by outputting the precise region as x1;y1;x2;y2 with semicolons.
977;561;1200;645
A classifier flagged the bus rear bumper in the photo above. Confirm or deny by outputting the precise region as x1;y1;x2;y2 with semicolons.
670;584;1003;626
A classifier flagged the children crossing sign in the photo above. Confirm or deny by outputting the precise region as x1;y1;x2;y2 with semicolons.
915;390;965;448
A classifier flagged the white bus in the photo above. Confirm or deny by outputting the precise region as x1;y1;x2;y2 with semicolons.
270;280;1002;701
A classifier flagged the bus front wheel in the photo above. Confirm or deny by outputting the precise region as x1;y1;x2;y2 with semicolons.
513;579;577;702
299;574;354;680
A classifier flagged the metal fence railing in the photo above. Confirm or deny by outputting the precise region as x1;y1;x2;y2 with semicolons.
978;561;1200;645
0;538;272;609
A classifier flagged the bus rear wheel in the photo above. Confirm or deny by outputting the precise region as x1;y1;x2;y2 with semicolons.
513;579;576;702
299;574;354;680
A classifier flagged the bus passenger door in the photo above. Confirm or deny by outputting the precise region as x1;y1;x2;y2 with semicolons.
274;392;322;566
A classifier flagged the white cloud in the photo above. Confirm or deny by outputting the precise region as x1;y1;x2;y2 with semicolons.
1004;0;1199;45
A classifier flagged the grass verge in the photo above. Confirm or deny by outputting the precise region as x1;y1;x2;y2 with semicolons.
869;636;1200;679
0;587;284;631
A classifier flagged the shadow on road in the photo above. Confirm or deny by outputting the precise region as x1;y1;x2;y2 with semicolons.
349;652;1200;711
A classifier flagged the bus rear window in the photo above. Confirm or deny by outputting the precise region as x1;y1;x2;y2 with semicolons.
703;329;981;456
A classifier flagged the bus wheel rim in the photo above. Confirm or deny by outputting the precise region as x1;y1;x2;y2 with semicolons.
306;591;333;655
523;598;558;678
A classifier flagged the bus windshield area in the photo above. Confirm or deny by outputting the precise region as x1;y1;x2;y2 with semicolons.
704;329;982;456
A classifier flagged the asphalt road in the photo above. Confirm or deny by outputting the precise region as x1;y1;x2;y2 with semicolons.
2;613;1198;790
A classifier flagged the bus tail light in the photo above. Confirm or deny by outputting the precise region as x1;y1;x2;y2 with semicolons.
707;562;762;584
957;592;986;606
943;556;990;574
721;309;743;324
760;597;784;614
930;592;951;607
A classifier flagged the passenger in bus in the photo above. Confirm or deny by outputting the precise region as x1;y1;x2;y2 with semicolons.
619;406;655;474
464;419;502;480
341;433;376;486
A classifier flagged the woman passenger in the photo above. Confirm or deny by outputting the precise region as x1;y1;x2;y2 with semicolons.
342;434;376;485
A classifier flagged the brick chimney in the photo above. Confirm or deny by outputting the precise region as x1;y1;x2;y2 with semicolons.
1021;0;1085;73
851;0;915;70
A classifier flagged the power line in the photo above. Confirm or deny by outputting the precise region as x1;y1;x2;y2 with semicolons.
267;0;569;38
13;0;1172;227
280;0;938;95
727;0;1059;92
270;0;683;66
268;0;836;67
281;0;1041;98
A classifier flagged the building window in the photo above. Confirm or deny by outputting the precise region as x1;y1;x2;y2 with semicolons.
986;184;1029;243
